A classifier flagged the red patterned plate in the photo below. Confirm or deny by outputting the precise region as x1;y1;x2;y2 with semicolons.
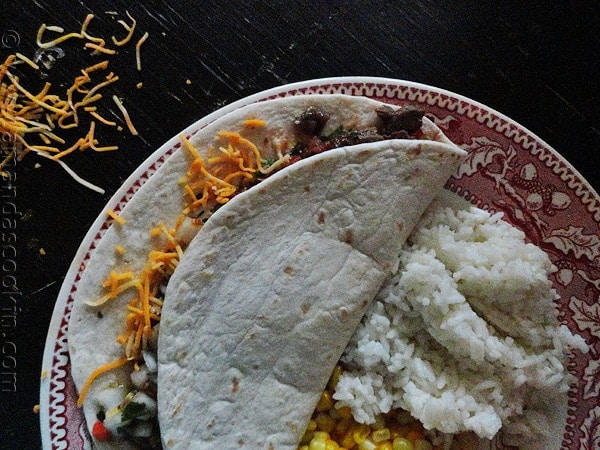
40;78;600;449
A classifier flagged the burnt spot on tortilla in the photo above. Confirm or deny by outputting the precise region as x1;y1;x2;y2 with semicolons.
343;229;353;244
303;185;310;192
237;439;246;446
207;417;216;429
339;307;350;320
170;401;184;419
361;299;369;309
284;266;295;275
301;303;310;314
407;144;422;159
397;221;404;232
317;211;326;224
232;377;239;394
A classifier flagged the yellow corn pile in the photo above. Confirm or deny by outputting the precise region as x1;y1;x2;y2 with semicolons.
300;366;441;450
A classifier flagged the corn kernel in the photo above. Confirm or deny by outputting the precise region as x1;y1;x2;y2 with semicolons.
388;423;410;439
334;417;352;435
340;430;356;449
377;442;393;450
328;365;343;390
392;437;414;450
300;446;309;450
372;428;391;443
358;439;377;450
371;415;386;430
315;412;336;433
307;420;318;431
325;438;340;450
336;406;353;420
309;441;327;450
314;431;330;441
316;390;334;412
301;430;315;445
352;424;371;444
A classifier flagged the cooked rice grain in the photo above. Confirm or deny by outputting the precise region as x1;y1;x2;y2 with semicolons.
334;198;587;443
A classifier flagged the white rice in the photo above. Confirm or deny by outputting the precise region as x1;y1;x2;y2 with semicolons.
333;197;588;444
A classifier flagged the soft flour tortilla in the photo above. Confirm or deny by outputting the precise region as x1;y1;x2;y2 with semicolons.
157;139;466;449
67;94;464;448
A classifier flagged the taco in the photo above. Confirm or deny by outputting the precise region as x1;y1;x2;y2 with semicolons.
157;138;466;449
67;94;466;448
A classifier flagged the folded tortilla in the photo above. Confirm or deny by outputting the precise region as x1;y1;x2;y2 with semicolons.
67;94;465;448
157;138;466;448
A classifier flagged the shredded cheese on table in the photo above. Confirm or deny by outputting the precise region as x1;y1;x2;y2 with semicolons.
135;32;149;71
112;95;138;136
0;11;148;191
15;53;40;70
112;11;137;46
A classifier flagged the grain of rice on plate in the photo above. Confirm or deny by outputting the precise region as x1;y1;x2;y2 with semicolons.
333;194;588;448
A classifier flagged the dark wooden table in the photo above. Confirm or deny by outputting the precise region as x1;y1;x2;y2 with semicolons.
1;1;599;448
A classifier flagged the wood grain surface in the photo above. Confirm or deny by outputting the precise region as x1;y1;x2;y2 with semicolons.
1;1;598;448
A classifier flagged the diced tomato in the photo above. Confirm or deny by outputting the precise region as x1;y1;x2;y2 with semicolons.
92;420;112;441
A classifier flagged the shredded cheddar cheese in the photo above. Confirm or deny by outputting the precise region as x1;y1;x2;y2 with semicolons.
112;11;137;46
85;42;117;55
179;131;270;216
89;110;117;127
135;32;149;71
243;118;266;128
106;209;126;224
36;23;83;49
0;11;147;191
86;127;280;365
15;53;39;70
112;95;138;135
77;356;129;407
81;113;305;417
